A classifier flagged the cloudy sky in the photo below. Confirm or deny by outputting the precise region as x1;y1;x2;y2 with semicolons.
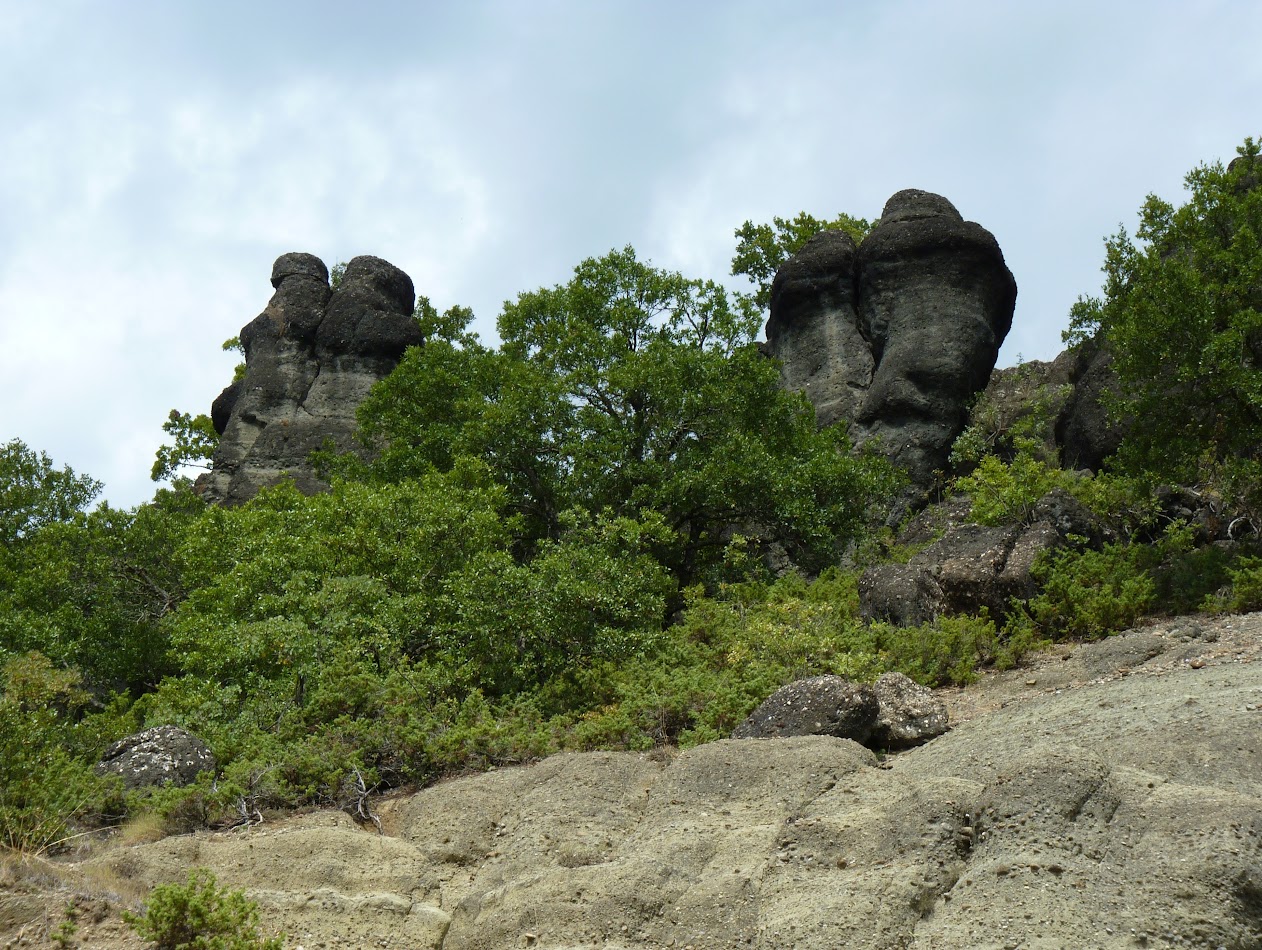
2;0;1259;508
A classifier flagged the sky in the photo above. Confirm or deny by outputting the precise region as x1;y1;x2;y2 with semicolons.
2;0;1260;509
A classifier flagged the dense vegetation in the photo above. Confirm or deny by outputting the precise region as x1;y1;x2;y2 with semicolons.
2;140;1260;854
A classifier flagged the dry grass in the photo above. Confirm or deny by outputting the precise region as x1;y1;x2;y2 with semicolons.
112;813;168;849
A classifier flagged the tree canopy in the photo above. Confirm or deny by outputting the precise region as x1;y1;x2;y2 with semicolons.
0;439;100;546
355;246;897;586
1067;136;1262;513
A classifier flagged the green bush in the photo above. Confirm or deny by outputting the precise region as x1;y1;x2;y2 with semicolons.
875;612;998;686
0;652;120;853
124;868;283;950
1205;555;1262;613
1008;542;1156;642
950;364;1070;472
952;450;1071;526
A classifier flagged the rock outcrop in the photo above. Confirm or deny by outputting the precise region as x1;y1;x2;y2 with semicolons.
1053;337;1127;471
767;190;1017;498
198;253;423;505
857;487;1117;627
95;725;216;791
972;338;1127;473
860;519;1062;627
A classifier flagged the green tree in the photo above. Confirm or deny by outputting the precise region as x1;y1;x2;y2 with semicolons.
0;652;118;853
152;411;219;482
0;484;203;693
0;440;100;546
731;211;874;312
1067;137;1262;515
358;247;897;585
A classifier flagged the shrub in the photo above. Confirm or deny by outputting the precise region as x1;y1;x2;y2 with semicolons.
124;868;283;950
1205;555;1262;613
953;450;1071;526
0;653;120;853
874;612;998;686
1009;542;1156;642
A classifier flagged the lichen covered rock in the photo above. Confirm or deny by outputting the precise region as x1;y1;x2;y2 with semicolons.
96;725;216;791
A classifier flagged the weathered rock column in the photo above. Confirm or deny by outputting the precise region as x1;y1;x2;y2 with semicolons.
765;229;873;429
765;190;1016;499
853;190;1017;488
198;253;423;505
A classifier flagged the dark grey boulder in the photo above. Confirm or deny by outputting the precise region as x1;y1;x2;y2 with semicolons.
733;675;879;744
871;672;949;748
198;252;423;506
734;673;949;751
96;725;216;791
857;562;944;628
766;189;1016;504
1031;487;1114;548
1053;338;1126;471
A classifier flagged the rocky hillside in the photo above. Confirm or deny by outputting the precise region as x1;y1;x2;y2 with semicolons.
5;613;1260;949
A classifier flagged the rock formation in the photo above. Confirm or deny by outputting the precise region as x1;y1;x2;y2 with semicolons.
95;725;216;791
971;338;1127;473
1052;338;1127;471
871;671;951;748
198;253;423;505
732;675;880;744
858;487;1114;628
767;190;1017;496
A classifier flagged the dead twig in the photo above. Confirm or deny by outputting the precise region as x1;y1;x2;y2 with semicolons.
349;768;382;835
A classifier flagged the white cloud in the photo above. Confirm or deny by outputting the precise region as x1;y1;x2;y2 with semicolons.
2;0;1260;508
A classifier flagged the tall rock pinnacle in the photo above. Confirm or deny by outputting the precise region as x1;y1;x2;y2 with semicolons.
197;253;423;505
767;190;1017;498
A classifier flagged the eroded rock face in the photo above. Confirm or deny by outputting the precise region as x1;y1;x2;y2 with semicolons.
765;230;874;429
198;253;423;506
1054;337;1127;471
767;190;1017;497
96;725;216;791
